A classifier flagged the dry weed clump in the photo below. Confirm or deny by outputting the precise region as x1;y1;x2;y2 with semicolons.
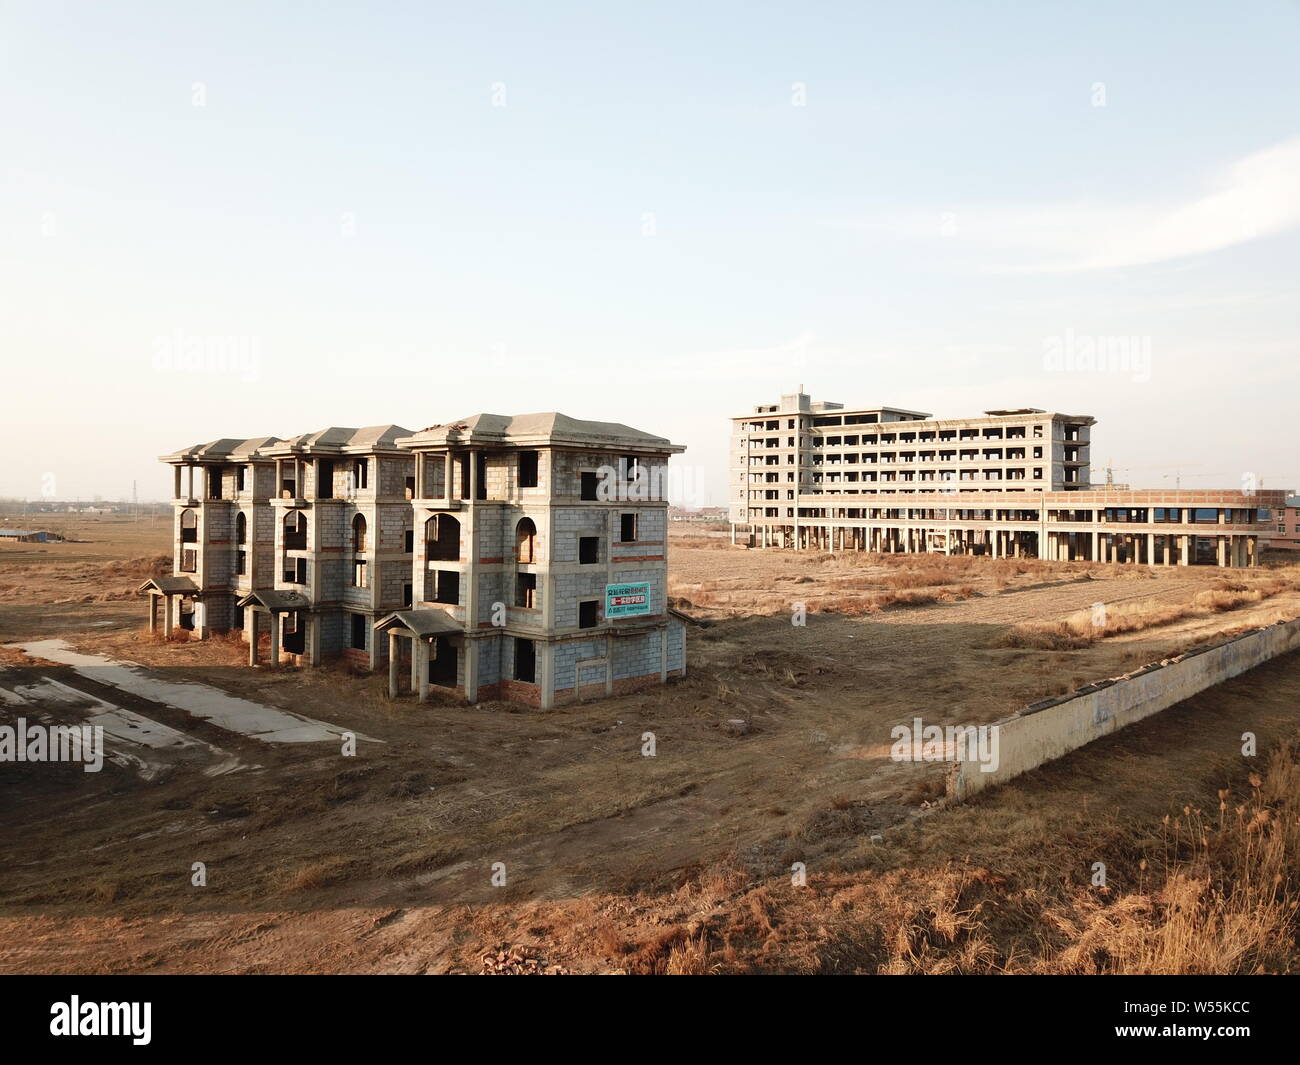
998;578;1295;649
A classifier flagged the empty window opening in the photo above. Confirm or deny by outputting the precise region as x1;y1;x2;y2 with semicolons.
352;513;368;553
514;638;536;683
283;612;305;655
403;528;414;553
580;471;599;501
620;513;638;542
236;549;247;575
352;559;367;588
515;517;537;563
430;635;457;685
180;509;198;543
578;536;599;564
317;458;335;499
515;572;537;608
518;451;539;488
350;613;367;651
180;548;196;573
236;465;247;493
354;457;369;490
207;468;224;500
578;600;599;628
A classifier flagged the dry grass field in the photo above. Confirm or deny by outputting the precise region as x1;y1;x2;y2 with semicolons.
2;516;1299;973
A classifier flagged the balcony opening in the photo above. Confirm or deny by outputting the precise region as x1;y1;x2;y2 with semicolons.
284;511;307;550
426;514;460;561
428;569;460;605
317;458;335;499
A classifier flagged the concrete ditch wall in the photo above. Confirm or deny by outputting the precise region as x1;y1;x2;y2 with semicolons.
949;617;1300;800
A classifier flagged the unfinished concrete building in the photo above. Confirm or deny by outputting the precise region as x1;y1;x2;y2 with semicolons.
730;391;1280;567
378;413;687;707
147;427;415;670
145;413;687;708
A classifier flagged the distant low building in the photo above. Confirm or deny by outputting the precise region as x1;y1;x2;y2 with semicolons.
0;529;50;543
1262;497;1300;552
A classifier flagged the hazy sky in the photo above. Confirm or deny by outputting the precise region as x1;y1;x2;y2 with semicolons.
3;2;1298;504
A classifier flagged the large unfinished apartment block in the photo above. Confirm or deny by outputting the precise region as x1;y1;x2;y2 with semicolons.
730;391;1279;567
144;413;687;709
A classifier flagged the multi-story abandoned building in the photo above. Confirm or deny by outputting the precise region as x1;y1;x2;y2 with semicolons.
143;412;688;708
729;391;1280;567
143;427;416;670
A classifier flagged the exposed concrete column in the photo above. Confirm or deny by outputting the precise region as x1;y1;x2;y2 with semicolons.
247;607;258;665
173;466;182;500
148;593;158;633
444;450;453;499
270;612;281;665
308;613;322;667
417;639;431;702
539;641;554;710
1216;537;1227;567
163;595;174;638
465;638;479;704
1180;535;1190;565
388;633;400;697
187;466;195;500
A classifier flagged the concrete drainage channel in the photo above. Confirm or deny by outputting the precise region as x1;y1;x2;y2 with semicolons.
947;616;1300;800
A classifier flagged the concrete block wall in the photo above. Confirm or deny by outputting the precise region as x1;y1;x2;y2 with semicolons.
552;637;606;690
478;635;502;685
552;506;609;562
611;630;661;680
318;610;346;657
667;617;684;671
378;455;412;498
950;618;1300;800
551;570;610;628
379;559;408;609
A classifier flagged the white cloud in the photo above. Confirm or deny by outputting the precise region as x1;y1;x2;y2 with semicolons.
862;137;1300;273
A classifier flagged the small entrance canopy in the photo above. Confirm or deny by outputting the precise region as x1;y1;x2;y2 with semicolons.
138;576;201;637
375;609;463;702
375;608;462;638
236;589;310;613
237;589;311;666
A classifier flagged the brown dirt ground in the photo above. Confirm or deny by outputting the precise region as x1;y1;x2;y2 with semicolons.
2;517;1299;973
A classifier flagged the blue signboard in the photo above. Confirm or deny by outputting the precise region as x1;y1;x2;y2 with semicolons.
605;581;651;618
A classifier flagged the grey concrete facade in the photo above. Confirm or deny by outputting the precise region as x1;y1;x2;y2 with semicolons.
730;391;1279;567
150;412;687;709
